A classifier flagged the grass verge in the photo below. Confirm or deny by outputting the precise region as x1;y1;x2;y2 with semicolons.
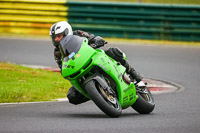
0;62;71;103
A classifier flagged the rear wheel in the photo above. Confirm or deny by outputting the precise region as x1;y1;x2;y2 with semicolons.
132;87;155;114
85;80;122;117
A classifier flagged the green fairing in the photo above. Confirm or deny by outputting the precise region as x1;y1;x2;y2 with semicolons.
61;37;138;109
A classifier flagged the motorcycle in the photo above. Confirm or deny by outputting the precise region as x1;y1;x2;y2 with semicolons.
59;35;155;117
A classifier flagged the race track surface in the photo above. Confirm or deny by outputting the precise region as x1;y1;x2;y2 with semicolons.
0;38;200;133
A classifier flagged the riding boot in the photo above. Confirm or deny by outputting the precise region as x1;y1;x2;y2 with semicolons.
123;61;143;82
129;68;143;82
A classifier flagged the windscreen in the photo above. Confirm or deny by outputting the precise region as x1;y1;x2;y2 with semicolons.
59;35;84;61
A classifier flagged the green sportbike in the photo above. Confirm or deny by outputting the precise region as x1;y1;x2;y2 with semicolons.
59;35;155;117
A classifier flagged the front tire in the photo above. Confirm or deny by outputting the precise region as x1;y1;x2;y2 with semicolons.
132;87;155;114
85;80;122;117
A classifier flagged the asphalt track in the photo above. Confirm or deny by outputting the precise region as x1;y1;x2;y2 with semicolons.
0;38;200;133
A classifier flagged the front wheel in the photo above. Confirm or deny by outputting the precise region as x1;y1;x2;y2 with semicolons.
85;80;122;117
132;87;155;114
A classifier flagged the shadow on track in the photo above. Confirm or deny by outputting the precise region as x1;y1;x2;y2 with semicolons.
38;110;154;119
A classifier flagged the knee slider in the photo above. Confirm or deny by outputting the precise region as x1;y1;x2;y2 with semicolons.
67;87;81;105
67;86;89;105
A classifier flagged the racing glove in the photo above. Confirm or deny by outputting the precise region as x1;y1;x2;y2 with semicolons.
73;30;106;48
89;36;107;49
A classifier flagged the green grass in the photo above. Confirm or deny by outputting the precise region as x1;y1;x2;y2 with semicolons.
70;0;200;5
0;62;71;103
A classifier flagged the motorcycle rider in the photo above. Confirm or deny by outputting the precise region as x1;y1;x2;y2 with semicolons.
50;21;142;105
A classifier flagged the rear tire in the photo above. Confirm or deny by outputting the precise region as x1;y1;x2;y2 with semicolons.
132;87;155;114
85;80;122;117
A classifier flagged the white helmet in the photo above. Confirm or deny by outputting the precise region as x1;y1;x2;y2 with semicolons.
49;21;73;46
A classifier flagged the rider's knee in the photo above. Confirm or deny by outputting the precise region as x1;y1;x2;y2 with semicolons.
105;47;125;62
67;86;89;105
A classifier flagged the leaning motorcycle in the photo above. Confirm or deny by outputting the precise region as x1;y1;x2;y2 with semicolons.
59;35;155;117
